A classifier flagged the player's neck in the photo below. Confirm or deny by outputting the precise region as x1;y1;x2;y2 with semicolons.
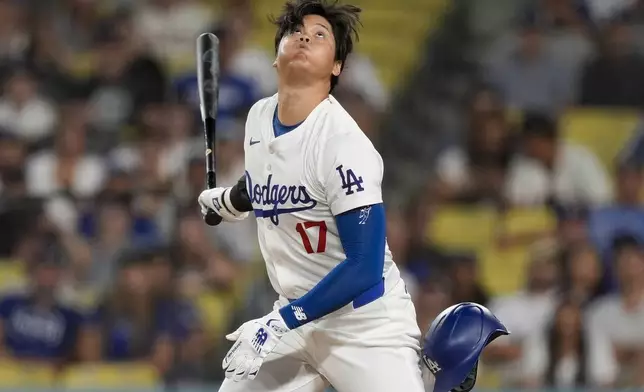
277;83;329;126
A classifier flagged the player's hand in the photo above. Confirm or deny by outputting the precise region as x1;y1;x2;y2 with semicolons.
222;310;290;381
198;187;249;222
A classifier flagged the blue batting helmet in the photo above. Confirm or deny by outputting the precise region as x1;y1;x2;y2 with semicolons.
422;302;509;392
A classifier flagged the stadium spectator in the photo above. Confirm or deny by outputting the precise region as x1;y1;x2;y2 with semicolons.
554;204;591;248
173;156;206;209
0;0;29;66
110;124;169;188
560;243;604;304
398;189;446;285
586;234;644;387
174;25;260;124
0;192;42;261
203;119;259;265
579;17;644;107
630;0;644;22
143;248;204;383
189;251;243;384
385;208;419;300
222;2;278;97
485;20;572;115
82;16;167;141
81;253;198;375
618;120;644;167
0;68;57;146
504;112;612;207
588;162;644;284
172;210;216;271
47;0;104;55
25;102;107;199
484;238;560;386
0;132;26;193
333;85;380;140
0;240;88;366
23;18;77;101
82;197;135;293
586;0;637;22
523;0;593;32
436;88;514;205
340;53;389;112
414;277;452;334
448;253;489;306
521;299;591;388
133;0;215;76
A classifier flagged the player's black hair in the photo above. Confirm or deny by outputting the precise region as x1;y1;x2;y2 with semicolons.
271;0;362;92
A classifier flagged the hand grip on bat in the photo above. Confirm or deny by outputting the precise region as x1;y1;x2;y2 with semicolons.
203;170;223;226
204;210;222;226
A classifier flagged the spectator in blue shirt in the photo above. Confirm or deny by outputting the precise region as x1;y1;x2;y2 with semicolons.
81;251;201;377
0;241;86;366
173;25;260;124
589;162;644;290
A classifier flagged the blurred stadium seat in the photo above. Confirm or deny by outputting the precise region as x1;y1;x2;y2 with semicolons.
475;363;503;389
0;260;27;293
61;363;159;389
498;207;555;238
196;291;236;341
427;206;497;252
0;360;55;388
561;108;640;172
479;246;529;296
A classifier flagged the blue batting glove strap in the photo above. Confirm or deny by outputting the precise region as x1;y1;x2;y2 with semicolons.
222;311;290;381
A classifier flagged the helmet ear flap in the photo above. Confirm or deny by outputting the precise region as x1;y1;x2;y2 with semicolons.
450;361;478;392
449;330;507;392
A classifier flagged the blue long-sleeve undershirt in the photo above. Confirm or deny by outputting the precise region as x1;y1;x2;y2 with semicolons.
279;203;386;329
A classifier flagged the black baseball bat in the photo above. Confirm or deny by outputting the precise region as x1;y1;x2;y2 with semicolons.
197;33;222;226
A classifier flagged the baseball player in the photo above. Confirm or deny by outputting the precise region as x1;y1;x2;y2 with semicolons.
197;0;425;391
422;302;509;392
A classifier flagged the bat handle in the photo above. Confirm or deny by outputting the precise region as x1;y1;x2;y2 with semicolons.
204;210;222;226
204;171;222;226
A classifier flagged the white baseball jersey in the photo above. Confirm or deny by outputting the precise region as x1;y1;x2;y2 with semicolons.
243;94;397;300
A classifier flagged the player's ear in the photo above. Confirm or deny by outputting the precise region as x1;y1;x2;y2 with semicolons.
273;59;278;68
332;61;342;77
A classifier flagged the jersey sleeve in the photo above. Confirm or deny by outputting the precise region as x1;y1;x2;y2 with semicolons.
319;133;384;216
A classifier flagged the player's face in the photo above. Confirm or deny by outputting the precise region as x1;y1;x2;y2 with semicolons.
275;14;342;83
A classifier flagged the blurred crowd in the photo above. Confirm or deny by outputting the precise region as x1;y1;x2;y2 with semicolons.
0;0;384;387
396;0;644;389
3;0;644;390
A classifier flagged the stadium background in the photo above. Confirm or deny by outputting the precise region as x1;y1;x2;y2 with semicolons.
0;0;643;391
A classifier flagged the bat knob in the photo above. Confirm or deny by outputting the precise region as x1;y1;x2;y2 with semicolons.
204;210;223;226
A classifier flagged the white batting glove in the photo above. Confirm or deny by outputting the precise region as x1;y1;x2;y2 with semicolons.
198;187;249;222
222;310;290;381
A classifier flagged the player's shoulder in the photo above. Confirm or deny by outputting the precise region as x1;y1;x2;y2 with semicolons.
248;94;278;120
